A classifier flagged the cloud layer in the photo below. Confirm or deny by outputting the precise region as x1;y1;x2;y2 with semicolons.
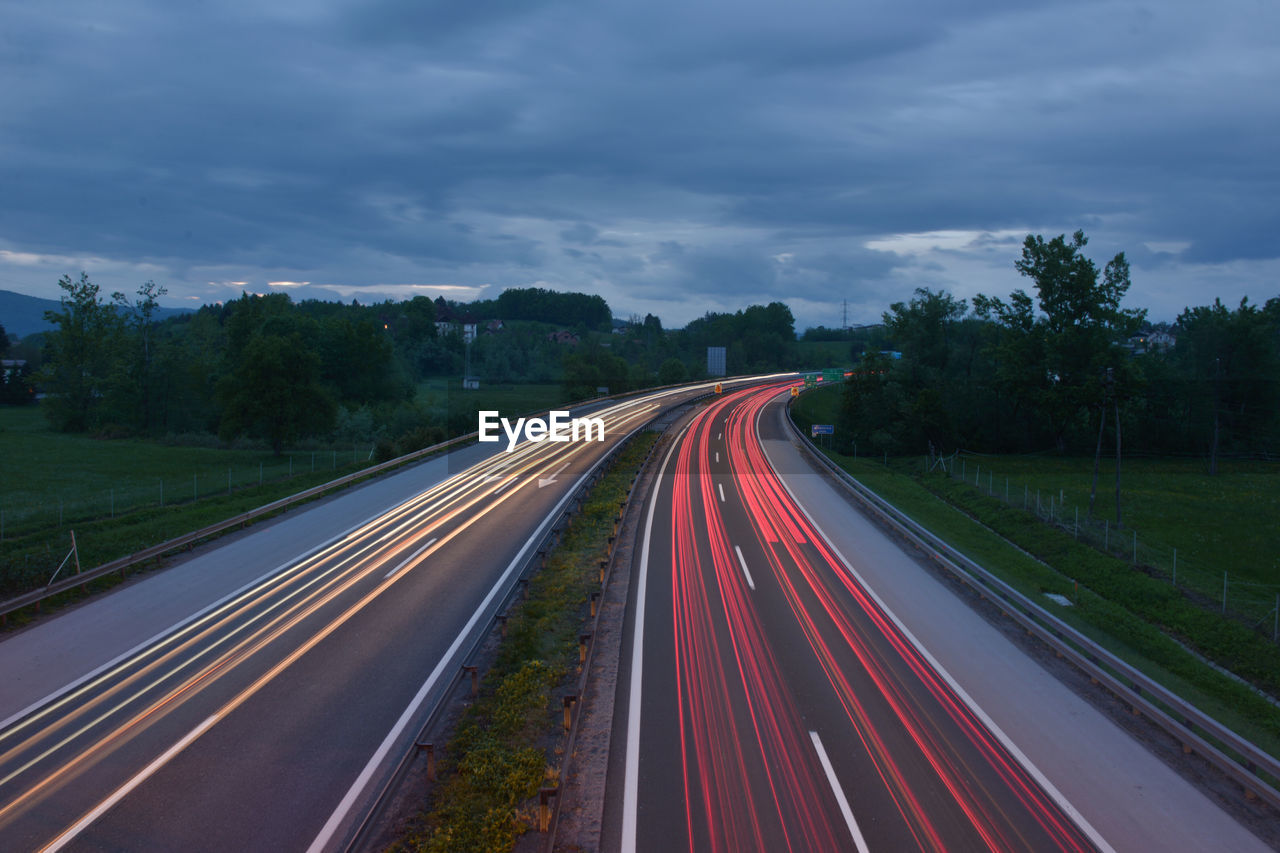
3;0;1277;327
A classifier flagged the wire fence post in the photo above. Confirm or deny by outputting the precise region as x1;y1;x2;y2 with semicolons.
1133;529;1137;566
976;463;980;487
1104;518;1108;551
1172;547;1177;586
228;468;232;495
1005;477;1009;503
193;472;198;501
289;455;293;477
110;488;114;518
259;462;263;485
1074;506;1078;538
962;458;966;481
1274;594;1278;643
1223;571;1228;615
160;479;164;507
1023;483;1028;509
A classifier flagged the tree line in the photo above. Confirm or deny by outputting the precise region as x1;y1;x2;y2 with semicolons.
836;231;1280;465
16;277;802;454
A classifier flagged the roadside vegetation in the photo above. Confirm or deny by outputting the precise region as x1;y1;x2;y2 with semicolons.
793;386;1280;760
394;431;660;853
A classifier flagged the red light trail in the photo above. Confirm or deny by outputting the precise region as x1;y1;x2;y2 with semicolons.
653;382;1099;851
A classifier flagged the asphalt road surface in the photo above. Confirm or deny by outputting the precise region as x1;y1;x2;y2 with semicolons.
0;379;775;852
605;382;1272;852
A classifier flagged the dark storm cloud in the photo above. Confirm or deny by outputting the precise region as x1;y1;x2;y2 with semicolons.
1;0;1277;327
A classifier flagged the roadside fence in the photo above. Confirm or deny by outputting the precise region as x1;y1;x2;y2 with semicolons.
932;451;1280;643
0;446;377;544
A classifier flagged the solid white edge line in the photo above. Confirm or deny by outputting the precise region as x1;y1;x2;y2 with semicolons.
759;399;1116;853
809;729;870;853
734;545;756;591
23;381;772;849
313;415;665;853
0;437;537;735
620;422;690;853
718;482;725;503
383;539;437;580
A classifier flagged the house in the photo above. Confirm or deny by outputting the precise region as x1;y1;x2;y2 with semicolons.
433;298;479;342
1126;329;1176;354
547;330;580;345
484;319;504;334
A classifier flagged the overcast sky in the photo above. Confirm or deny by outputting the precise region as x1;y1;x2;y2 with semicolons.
2;0;1277;330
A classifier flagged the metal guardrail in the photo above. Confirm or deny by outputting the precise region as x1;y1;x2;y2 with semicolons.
341;393;714;852
0;431;479;623
0;376;766;625
784;398;1280;813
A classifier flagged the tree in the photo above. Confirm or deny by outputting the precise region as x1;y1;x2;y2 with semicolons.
658;357;687;385
884;288;967;380
38;273;127;431
317;314;409;404
112;280;168;431
976;231;1144;451
217;332;336;454
1175;297;1280;472
562;342;628;401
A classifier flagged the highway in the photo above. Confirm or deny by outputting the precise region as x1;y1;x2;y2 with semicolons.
0;381;762;852
604;381;1272;852
610;383;1110;851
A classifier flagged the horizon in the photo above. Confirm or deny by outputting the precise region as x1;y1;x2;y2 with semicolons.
3;2;1277;332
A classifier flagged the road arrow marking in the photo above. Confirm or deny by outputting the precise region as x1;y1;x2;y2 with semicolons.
538;462;570;488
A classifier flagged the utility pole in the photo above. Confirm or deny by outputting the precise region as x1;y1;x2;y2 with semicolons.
1210;355;1221;476
1088;367;1108;520
1113;368;1123;529
842;299;848;331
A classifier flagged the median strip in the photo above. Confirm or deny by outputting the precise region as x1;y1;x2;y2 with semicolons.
393;431;661;853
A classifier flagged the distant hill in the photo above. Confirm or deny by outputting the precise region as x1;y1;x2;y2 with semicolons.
0;289;194;338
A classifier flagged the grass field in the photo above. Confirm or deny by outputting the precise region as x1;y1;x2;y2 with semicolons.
791;384;1280;759
415;380;568;419
1;383;569;539
945;452;1280;589
0;383;572;600
793;384;1280;588
0;405;365;540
